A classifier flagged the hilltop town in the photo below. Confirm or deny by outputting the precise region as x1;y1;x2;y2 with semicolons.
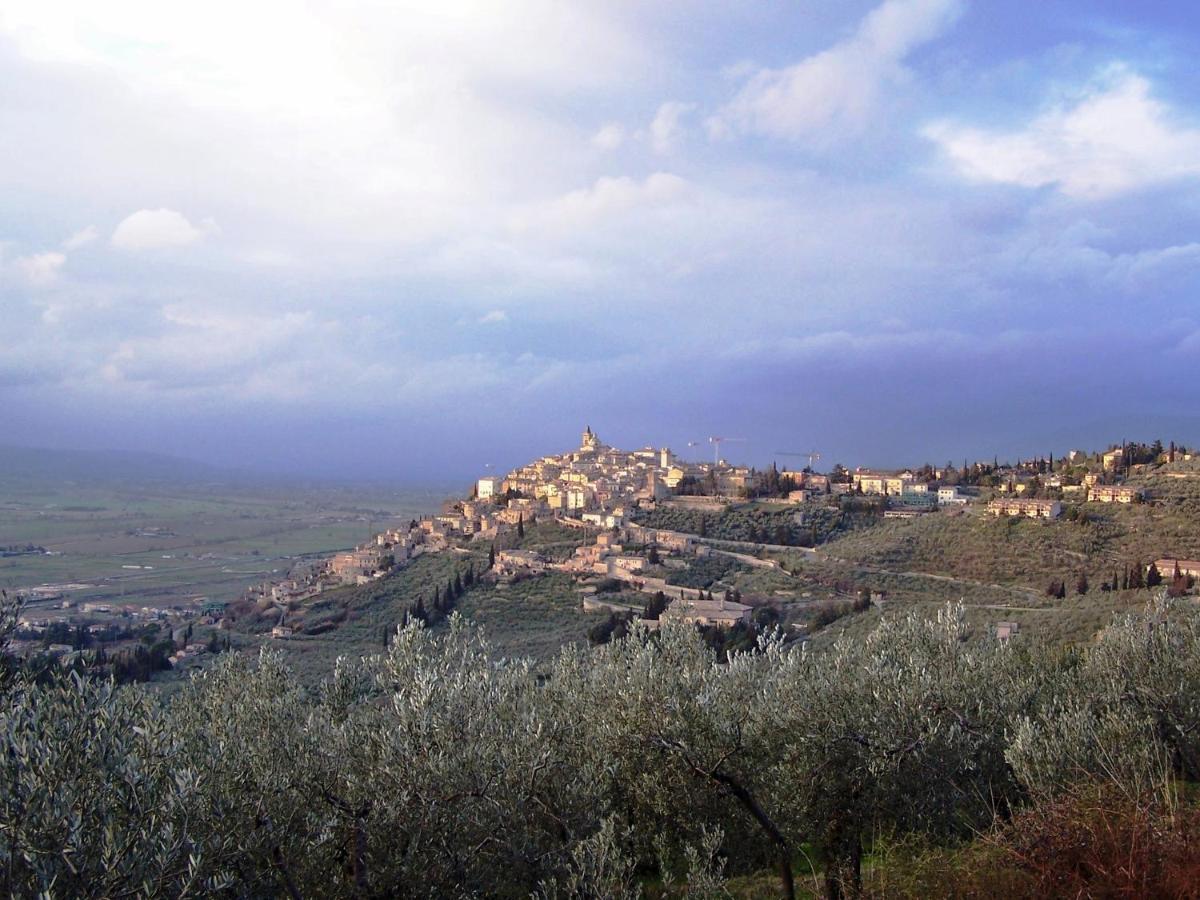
204;427;1200;653
7;427;1200;681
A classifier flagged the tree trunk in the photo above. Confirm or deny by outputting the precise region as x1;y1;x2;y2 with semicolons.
821;817;862;900
706;768;795;900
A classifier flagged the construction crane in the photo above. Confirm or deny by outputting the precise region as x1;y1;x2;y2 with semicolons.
776;449;822;470
706;436;746;464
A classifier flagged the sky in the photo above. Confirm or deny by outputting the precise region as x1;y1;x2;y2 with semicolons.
2;0;1200;483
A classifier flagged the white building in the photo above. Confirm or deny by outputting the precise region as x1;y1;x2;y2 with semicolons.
477;476;504;499
937;486;970;505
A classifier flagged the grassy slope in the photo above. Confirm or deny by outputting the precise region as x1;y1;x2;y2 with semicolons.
803;465;1200;646
260;519;597;683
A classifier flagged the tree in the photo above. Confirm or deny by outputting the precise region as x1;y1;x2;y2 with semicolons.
642;591;669;620
1130;562;1146;590
517;514;525;538
647;544;661;566
1147;562;1163;588
1;599;1198;898
488;544;496;569
1076;573;1089;595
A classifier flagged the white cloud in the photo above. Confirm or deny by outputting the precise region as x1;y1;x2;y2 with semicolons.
100;302;318;392
524;172;692;231
478;309;508;324
591;123;625;151
924;70;1200;198
62;226;98;249
111;208;216;250
708;0;961;143
14;251;66;286
649;101;696;154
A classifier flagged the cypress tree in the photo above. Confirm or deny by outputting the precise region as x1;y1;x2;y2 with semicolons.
1147;562;1162;588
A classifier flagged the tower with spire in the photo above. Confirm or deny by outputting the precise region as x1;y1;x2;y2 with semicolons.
580;425;600;453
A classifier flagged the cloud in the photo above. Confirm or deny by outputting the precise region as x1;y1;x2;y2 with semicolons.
110;208;217;250
524;172;692;230
62;226;98;249
708;0;961;143
591;123;625;151
924;70;1200;198
14;251;66;286
649;101;696;154
478;309;508;324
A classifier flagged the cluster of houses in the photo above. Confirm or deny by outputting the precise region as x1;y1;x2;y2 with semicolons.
204;434;1189;639
844;469;971;516
481;426;779;518
245;522;447;635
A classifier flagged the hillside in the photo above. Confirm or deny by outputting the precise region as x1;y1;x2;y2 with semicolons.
237;519;601;682
216;460;1200;677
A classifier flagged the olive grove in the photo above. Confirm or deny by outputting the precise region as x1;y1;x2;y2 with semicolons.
4;593;1200;898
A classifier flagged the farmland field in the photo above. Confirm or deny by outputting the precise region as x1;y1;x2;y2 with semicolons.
0;450;448;618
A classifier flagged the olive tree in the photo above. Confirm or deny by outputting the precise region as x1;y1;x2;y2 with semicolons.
777;604;1039;899
1008;596;1200;801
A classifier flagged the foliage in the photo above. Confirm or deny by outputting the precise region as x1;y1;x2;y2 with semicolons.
634;504;850;548
665;555;740;589
6;598;1200;897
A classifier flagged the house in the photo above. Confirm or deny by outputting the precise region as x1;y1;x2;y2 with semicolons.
494;549;547;577
889;491;937;510
1102;449;1125;470
718;470;754;497
609;555;646;575
476;476;504;499
986;498;1062;519
797;472;830;492
663;466;688;489
660;596;752;628
937;486;969;505
629;529;697;554
270;625;293;639
1088;485;1141;504
852;471;888;494
582;510;624;529
1155;559;1200;580
995;621;1020;641
329;548;386;583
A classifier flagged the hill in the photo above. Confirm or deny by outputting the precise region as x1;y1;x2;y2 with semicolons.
238;519;602;682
